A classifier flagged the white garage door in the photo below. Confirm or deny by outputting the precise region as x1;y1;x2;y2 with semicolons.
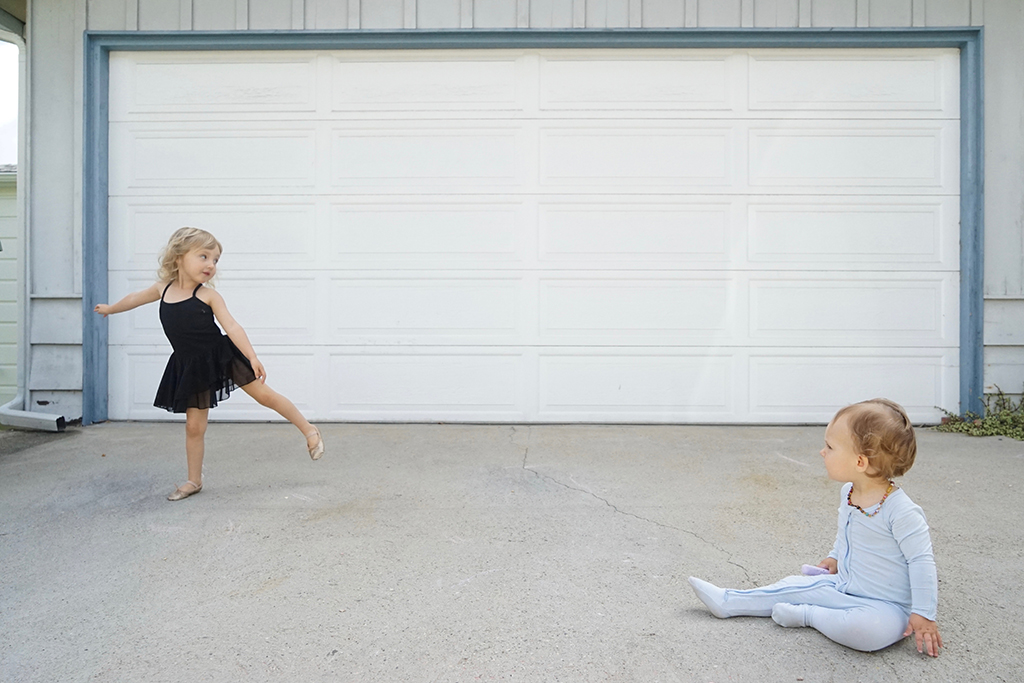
106;48;960;423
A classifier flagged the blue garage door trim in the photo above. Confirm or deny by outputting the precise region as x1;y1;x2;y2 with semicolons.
82;28;984;425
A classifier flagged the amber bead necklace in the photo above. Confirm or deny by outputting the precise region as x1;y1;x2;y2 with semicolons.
847;480;896;517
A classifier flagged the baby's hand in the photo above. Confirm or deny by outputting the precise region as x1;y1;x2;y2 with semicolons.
818;557;838;574
904;613;943;657
94;304;111;317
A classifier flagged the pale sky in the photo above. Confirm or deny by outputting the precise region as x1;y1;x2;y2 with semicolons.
0;41;18;166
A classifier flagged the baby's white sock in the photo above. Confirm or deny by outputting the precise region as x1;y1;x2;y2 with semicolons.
688;577;730;618
771;603;807;628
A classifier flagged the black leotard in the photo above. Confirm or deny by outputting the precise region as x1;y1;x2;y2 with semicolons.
153;282;257;413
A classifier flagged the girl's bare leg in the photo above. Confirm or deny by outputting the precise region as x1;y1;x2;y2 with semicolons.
240;380;317;447
185;407;209;484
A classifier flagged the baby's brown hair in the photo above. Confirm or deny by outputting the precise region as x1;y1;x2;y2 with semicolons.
834;398;917;480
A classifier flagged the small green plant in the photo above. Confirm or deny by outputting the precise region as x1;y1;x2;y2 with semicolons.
935;385;1024;440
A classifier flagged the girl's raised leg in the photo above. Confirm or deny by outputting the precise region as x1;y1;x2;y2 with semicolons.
239;380;322;456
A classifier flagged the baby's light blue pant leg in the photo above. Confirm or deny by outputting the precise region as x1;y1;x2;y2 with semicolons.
803;601;910;652
719;575;840;617
718;575;910;652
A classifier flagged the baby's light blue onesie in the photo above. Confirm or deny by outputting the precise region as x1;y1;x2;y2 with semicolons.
689;483;937;652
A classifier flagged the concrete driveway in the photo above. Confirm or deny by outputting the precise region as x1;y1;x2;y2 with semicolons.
1;422;1020;682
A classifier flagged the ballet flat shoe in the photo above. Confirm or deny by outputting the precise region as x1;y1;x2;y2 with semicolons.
307;426;325;461
167;481;202;501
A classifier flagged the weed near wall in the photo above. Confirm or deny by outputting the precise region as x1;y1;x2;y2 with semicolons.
935;386;1024;440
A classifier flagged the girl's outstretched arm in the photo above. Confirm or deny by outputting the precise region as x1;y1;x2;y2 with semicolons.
203;289;267;382
94;282;164;317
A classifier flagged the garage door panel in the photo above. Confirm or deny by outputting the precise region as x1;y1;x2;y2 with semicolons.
112;347;320;421
748;276;957;345
203;351;318;419
328;352;524;416
110;198;317;270
111;345;955;423
331;201;524;265
746;197;957;269
109;52;318;119
216;277;318;343
539;54;736;111
537;353;735;418
539;278;734;342
106;274;321;346
108;348;165;420
329;277;522;341
538;201;732;264
747;51;958;116
107;273;173;345
331;128;523;185
749;351;957;423
110;125;318;191
748;122;957;192
540;127;732;186
332;56;523;110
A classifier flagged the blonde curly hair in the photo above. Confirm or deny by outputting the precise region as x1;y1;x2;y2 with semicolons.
157;227;222;284
834;398;917;480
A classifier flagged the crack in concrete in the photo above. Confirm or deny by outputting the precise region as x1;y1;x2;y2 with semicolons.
509;426;753;584
878;651;900;678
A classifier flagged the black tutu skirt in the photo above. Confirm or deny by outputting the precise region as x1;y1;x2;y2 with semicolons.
153;336;258;413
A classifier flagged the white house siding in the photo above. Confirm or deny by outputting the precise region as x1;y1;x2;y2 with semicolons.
19;0;1024;422
981;0;1024;400
0;170;16;404
22;0;84;419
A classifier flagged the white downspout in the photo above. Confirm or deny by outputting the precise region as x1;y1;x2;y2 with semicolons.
0;30;65;431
